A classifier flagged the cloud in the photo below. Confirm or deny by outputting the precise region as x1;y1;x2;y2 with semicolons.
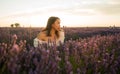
70;0;120;15
1;0;120;19
95;4;120;15
40;0;120;16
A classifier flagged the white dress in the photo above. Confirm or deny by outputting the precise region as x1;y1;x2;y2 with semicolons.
33;31;65;47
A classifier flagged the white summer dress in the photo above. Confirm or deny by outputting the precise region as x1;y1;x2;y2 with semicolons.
33;31;65;47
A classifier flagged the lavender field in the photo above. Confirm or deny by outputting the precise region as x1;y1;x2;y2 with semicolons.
0;27;120;74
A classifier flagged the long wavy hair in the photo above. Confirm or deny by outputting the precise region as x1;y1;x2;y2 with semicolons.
42;16;60;38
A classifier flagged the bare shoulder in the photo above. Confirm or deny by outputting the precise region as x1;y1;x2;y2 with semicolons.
38;31;46;36
37;31;47;40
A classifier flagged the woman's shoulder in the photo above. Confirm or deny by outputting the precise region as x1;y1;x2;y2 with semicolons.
37;31;47;41
37;31;46;37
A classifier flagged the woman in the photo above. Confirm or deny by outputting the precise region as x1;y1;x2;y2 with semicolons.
34;16;65;47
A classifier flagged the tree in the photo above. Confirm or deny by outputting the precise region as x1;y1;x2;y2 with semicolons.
15;23;20;27
11;24;14;27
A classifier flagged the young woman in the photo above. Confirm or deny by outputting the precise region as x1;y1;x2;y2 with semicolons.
34;16;65;47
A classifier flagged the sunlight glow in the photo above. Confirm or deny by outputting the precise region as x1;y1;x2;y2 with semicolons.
0;0;120;27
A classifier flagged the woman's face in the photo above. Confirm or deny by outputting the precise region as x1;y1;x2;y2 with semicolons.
52;19;60;31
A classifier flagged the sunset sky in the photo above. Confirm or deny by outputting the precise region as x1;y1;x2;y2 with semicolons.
0;0;120;27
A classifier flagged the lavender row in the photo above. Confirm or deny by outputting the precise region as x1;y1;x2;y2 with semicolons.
0;27;120;44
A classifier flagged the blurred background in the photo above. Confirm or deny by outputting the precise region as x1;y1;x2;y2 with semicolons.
0;0;120;27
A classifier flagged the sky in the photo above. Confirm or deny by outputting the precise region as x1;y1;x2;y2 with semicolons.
0;0;120;27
